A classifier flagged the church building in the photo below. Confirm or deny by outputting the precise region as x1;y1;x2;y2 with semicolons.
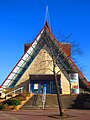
1;21;90;95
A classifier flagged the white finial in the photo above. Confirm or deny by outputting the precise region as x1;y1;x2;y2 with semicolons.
45;5;48;21
44;5;51;30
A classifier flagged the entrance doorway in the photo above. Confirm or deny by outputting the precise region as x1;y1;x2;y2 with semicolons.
30;80;61;94
30;74;61;94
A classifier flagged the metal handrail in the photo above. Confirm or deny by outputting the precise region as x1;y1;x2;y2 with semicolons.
5;87;24;96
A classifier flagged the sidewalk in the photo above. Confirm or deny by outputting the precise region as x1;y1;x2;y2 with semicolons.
0;109;90;120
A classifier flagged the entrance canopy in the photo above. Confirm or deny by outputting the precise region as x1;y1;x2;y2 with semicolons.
29;74;60;81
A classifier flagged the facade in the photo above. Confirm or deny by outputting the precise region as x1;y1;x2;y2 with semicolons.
1;21;90;95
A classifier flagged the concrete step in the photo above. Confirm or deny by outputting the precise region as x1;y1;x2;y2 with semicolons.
20;94;90;110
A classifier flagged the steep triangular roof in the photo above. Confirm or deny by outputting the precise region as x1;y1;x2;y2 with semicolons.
1;21;48;88
44;21;90;89
1;21;90;89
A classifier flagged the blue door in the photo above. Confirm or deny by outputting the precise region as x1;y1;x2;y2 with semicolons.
30;80;61;94
30;80;49;94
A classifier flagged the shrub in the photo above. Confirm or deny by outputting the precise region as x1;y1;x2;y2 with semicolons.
6;98;21;106
3;103;8;110
15;93;26;101
0;104;4;110
4;103;14;110
3;103;15;110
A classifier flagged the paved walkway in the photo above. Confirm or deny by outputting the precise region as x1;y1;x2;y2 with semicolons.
0;109;90;120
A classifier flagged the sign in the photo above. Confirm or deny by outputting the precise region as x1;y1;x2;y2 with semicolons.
69;73;79;94
34;84;38;89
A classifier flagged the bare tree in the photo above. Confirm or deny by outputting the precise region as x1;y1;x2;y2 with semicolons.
30;31;82;116
44;32;83;116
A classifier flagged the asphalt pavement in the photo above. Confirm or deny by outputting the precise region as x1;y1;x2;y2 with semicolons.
0;109;90;120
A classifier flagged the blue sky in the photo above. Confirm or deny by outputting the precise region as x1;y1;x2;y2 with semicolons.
0;0;90;85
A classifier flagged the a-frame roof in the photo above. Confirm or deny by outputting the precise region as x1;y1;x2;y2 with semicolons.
1;21;90;89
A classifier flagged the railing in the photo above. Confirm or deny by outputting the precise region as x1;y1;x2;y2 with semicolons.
5;87;24;97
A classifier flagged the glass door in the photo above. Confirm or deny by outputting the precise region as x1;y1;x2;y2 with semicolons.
46;81;50;94
30;80;60;94
39;81;44;94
